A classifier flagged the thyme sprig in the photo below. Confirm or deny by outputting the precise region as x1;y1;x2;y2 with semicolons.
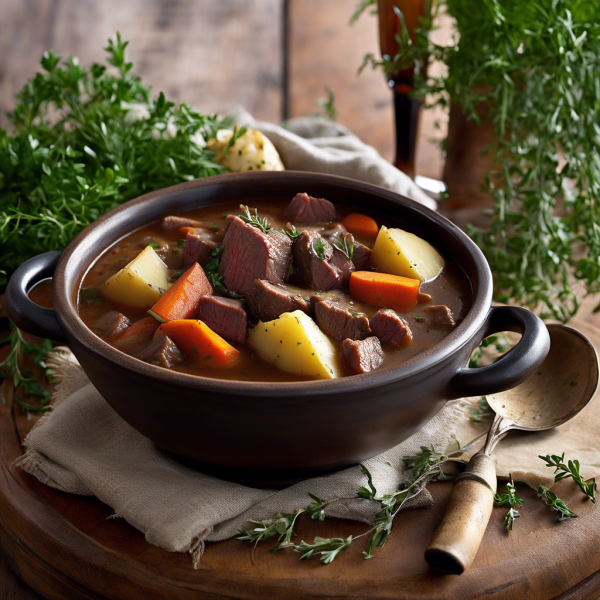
203;246;244;299
0;327;55;415
312;237;326;260
238;443;464;563
223;125;248;159
239;205;270;234
539;453;596;503
334;236;354;259
494;476;524;530
537;486;578;521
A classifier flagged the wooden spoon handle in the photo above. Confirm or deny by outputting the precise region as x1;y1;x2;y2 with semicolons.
424;451;497;574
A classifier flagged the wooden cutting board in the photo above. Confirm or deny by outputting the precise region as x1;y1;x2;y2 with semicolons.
1;328;600;600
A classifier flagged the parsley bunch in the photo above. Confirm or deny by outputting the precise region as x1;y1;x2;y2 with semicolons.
357;0;600;321
0;33;229;284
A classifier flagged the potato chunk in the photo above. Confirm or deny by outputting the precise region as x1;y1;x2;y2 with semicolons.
247;310;341;379
369;226;444;282
99;246;170;309
207;128;285;172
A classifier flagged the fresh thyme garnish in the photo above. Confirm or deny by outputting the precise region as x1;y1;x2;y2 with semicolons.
537;486;578;521
295;537;352;564
146;241;161;249
539;453;596;503
470;397;493;423
223;125;248;159
334;236;354;259
494;476;523;530
203;246;244;299
0;327;55;415
239;205;270;234
238;442;464;563
312;237;326;260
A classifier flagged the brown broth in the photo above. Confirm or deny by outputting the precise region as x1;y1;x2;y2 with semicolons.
78;200;473;381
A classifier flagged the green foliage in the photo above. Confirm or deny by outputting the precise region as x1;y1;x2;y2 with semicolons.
494;477;524;530
0;33;228;276
239;205;270;234
334;236;354;259
312;237;326;260
539;452;596;503
537;485;579;521
469;397;493;423
0;326;55;414
203;245;244;299
357;1;600;321
313;86;339;121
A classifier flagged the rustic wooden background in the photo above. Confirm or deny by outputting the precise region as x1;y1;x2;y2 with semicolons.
0;0;445;179
0;1;448;597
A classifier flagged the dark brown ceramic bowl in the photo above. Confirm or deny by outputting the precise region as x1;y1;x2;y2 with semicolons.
5;172;550;481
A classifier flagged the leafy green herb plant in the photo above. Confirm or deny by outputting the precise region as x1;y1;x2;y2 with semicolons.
0;33;228;279
355;0;600;321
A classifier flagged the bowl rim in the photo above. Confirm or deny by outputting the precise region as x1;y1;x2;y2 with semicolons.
53;171;492;397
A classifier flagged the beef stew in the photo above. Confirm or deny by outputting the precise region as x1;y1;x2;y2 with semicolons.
78;193;472;381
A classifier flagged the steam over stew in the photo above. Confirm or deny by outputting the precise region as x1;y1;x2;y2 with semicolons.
78;193;472;381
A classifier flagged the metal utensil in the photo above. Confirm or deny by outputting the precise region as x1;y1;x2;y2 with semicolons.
425;324;599;574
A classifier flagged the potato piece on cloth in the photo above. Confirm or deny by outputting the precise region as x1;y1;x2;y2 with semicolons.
207;128;284;172
248;310;341;379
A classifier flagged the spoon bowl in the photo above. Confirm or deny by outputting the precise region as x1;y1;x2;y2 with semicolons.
488;324;599;431
425;323;599;574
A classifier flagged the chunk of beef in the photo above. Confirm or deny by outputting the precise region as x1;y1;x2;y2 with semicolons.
342;337;384;374
198;296;247;345
91;311;131;340
161;215;203;230
418;292;433;304
282;192;337;224
319;223;349;244
314;299;371;342
293;231;354;291
370;309;413;347
181;228;223;268
246;279;314;322
352;241;372;270
319;224;371;271
136;330;183;368
218;216;293;295
425;305;456;328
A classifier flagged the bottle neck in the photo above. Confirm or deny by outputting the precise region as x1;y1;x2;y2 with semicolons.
390;78;420;179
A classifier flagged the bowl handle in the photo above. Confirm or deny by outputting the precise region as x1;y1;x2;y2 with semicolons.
4;251;67;343
450;306;550;398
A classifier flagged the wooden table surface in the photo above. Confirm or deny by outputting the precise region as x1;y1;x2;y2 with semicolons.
1;2;597;598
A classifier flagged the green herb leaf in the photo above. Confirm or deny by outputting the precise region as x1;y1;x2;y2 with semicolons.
494;476;524;530
334;236;354;259
537;485;578;521
539;453;596;503
312;237;326;260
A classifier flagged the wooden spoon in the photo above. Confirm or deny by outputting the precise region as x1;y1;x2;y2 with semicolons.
425;324;599;574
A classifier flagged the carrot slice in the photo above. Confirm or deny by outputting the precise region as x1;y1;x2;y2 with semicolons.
160;320;240;366
349;271;420;312
149;263;212;323
341;213;379;239
178;226;193;238
119;316;160;340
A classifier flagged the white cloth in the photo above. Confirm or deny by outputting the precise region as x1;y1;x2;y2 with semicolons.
228;106;437;211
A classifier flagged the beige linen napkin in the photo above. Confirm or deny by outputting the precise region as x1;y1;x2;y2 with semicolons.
16;319;600;564
16;347;470;564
